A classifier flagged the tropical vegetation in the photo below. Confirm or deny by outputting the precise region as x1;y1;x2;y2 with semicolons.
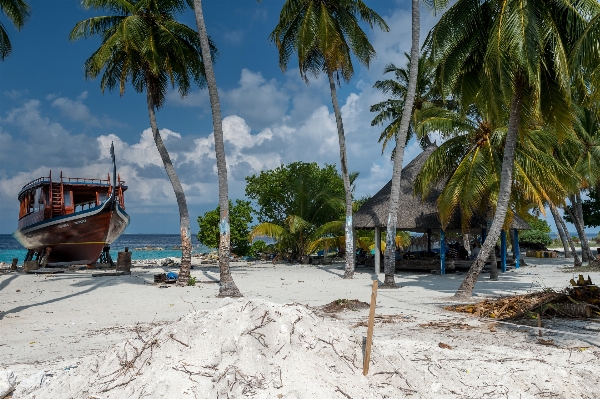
246;162;346;261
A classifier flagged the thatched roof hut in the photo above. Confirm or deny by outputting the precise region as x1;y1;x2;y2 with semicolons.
353;144;530;232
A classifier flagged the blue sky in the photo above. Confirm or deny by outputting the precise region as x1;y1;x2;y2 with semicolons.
0;0;585;236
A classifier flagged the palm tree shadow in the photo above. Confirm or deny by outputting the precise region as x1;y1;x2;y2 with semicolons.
316;264;345;278
0;274;18;292
0;274;134;321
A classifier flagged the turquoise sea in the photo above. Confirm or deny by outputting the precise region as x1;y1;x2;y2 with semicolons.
0;234;212;264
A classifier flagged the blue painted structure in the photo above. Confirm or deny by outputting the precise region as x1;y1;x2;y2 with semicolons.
440;230;446;275
513;228;520;269
500;230;507;272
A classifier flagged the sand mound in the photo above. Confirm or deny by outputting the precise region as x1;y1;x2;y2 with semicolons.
13;299;385;399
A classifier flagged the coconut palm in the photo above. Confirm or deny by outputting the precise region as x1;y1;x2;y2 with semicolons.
269;0;389;279
415;107;578;234
381;0;448;289
370;53;447;155
70;0;217;286
565;104;600;264
0;0;30;60
425;0;594;298
190;0;241;297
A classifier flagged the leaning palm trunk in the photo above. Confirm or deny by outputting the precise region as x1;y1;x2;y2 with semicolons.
146;88;192;285
382;0;420;288
550;203;571;258
572;194;592;262
489;245;498;280
486;208;498;280
564;201;597;266
455;80;523;298
552;203;582;266
193;0;241;297
327;71;355;279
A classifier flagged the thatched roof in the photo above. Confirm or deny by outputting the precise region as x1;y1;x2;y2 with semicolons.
353;144;530;232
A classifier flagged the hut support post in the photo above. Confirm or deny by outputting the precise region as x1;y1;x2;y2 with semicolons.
500;230;507;273
374;227;381;274
440;230;446;275
427;229;431;253
513;229;520;269
353;227;357;268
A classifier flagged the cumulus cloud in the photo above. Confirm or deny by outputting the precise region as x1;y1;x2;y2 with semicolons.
221;69;290;130
51;94;101;126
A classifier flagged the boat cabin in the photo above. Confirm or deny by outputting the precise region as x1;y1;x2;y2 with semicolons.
17;171;127;229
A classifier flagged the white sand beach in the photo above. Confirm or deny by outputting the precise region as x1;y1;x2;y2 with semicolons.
1;256;599;398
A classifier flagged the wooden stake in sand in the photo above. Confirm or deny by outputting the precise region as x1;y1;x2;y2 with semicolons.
363;280;378;376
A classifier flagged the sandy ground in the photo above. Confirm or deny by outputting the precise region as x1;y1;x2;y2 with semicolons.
1;255;599;398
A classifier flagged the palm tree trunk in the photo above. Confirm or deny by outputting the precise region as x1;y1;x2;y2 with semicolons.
550;203;570;258
552;203;582;267
145;88;192;285
570;194;588;261
565;199;597;266
327;71;355;279
574;193;593;261
487;208;498;280
381;0;420;289
489;245;498;280
192;0;241;297
455;78;523;298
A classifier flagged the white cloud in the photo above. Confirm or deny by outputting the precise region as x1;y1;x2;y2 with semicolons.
223;30;244;45
51;95;101;126
221;69;290;130
3;89;29;100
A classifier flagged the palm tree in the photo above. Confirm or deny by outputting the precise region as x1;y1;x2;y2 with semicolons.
70;0;216;286
380;0;447;288
425;0;593;298
0;0;30;60
370;53;446;155
269;0;389;279
190;0;241;297
565;103;600;265
415;107;577;258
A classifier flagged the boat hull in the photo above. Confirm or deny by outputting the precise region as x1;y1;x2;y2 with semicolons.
13;200;130;266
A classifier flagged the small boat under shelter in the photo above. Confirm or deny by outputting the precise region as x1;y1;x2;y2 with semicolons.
13;144;130;266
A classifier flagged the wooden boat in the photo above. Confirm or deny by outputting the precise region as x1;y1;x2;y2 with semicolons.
13;144;130;266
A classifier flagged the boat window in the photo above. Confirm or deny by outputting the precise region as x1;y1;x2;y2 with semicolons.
98;192;108;203
35;188;43;211
64;191;72;206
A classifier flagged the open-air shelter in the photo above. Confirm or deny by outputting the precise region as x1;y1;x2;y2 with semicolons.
353;144;530;274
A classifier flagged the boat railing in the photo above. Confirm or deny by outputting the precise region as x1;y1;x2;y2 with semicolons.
19;176;51;193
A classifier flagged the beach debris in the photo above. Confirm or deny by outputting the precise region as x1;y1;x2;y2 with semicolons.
321;299;370;313
0;370;16;398
353;314;415;328
438;342;452;350
446;275;600;319
154;273;167;284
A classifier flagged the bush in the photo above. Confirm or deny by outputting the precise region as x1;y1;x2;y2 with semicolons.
519;230;552;247
248;240;268;257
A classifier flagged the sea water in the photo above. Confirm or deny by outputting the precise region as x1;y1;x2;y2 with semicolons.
0;234;212;264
